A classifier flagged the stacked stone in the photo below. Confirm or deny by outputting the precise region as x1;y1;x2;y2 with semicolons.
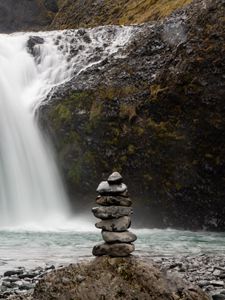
92;172;137;257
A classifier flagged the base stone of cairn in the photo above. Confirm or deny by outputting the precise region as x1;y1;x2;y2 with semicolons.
92;172;137;257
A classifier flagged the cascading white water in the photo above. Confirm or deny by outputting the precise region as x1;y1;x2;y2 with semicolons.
0;26;135;229
0;34;72;229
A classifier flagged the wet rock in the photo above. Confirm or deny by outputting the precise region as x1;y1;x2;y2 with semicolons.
96;195;132;206
212;295;225;300
19;272;38;279
92;243;135;257
214;270;222;276
210;281;224;287
4;269;23;277
107;172;123;184
92;206;133;219
95;216;131;231
27;36;44;56
102;230;137;243
76;275;86;283
96;181;127;195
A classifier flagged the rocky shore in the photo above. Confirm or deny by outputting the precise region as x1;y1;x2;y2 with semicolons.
1;254;225;299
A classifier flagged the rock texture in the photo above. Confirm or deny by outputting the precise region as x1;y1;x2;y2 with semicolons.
95;216;131;231
40;0;225;231
92;206;133;220
32;256;209;300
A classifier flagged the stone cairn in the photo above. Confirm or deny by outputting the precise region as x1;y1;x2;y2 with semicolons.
92;172;137;257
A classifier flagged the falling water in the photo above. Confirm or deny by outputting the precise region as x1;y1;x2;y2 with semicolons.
0;34;72;228
0;26;135;229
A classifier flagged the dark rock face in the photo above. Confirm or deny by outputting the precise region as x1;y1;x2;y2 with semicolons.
39;0;225;231
32;256;209;300
44;0;58;13
0;0;55;33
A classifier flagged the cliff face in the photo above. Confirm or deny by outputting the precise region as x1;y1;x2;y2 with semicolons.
0;0;192;33
0;0;58;33
39;0;225;230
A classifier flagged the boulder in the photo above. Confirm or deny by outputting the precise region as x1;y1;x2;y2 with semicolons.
96;195;132;207
92;243;134;257
92;206;133;219
96;181;127;195
102;230;137;243
95;216;131;231
33;256;209;300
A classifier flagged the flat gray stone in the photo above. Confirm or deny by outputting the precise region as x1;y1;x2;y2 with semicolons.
95;216;131;232
96;195;132;207
92;206;133;219
92;243;135;257
96;181;127;195
102;231;137;243
107;172;123;184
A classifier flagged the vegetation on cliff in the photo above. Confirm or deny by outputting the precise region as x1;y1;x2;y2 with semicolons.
50;0;192;30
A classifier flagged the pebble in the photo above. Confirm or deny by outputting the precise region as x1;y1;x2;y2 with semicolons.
212;295;225;300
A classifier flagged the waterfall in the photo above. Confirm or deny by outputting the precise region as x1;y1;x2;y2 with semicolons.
0;26;135;230
0;33;71;229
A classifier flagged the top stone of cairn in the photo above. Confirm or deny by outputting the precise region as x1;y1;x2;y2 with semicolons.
96;172;127;195
107;172;123;184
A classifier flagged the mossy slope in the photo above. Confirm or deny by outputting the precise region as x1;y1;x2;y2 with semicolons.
51;0;192;29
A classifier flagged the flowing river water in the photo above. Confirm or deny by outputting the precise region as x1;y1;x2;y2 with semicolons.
0;228;225;275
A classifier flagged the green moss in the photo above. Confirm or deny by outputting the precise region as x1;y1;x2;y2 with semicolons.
53;103;71;123
90;101;102;121
68;161;82;185
119;103;136;121
127;144;135;155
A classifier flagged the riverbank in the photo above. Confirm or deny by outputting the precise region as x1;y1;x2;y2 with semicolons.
1;254;225;299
